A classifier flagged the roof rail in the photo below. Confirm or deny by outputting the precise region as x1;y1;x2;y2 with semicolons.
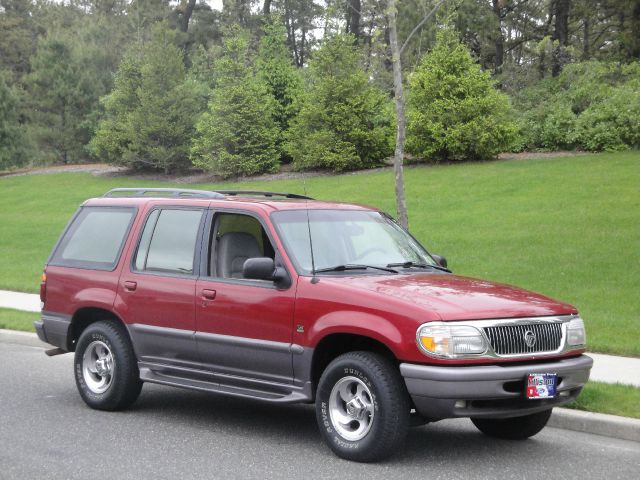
103;188;225;199
216;190;313;200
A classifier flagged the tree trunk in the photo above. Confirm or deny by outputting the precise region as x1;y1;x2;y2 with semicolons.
346;0;361;41
387;0;408;229
552;0;571;76
582;17;590;59
178;0;196;33
263;0;272;16
492;0;505;74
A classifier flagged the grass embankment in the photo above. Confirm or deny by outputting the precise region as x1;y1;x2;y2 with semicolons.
0;152;638;355
0;308;39;332
566;381;640;419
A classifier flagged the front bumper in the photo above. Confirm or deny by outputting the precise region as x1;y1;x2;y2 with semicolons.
401;354;593;420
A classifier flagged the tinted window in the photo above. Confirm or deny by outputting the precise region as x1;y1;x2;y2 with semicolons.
50;207;136;270
136;209;203;274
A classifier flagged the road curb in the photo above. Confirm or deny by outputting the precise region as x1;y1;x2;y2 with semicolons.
550;408;640;443
0;329;638;443
0;329;48;348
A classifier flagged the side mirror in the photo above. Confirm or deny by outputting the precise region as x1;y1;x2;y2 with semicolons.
432;254;448;269
243;257;276;281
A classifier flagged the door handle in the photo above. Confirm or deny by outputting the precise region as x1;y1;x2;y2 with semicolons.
124;281;137;292
202;289;216;300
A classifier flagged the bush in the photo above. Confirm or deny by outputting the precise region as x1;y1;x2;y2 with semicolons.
513;61;640;151
90;25;200;173
190;28;280;178
406;28;518;162
285;34;393;172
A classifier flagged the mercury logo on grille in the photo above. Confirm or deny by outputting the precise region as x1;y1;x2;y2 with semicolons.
524;330;537;348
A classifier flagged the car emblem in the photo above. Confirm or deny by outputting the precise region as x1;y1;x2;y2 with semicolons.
524;330;537;348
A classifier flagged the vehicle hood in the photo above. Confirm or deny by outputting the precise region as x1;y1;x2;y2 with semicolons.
324;273;577;321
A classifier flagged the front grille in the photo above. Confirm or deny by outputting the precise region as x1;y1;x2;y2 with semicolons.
483;322;563;355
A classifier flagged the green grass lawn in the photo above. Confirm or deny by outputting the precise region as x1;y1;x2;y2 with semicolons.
0;308;39;332
565;381;640;419
0;152;638;355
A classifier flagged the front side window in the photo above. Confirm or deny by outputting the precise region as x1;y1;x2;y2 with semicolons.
272;209;437;274
209;213;275;279
134;209;203;274
50;207;136;270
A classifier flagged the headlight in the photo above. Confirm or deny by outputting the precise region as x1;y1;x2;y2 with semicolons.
566;317;586;346
416;323;487;358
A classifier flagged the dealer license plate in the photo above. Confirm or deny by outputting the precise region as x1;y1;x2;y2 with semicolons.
526;373;557;400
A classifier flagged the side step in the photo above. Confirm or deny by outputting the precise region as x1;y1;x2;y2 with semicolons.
139;367;311;404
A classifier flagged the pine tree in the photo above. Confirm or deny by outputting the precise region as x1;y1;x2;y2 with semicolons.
407;28;518;162
285;34;394;172
91;24;201;173
256;19;302;161
191;27;280;178
0;72;30;170
26;35;98;164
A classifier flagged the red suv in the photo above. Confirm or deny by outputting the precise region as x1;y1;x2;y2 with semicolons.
36;188;592;462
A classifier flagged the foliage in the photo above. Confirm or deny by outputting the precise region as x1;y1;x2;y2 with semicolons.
191;28;280;178
515;61;640;151
0;72;30;170
26;34;101;164
256;19;302;162
286;34;393;172
407;28;518;162
91;25;201;172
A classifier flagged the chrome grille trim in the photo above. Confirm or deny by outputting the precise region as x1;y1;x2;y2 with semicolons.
484;322;563;355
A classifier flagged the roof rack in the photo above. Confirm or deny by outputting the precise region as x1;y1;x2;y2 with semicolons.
103;188;225;199
216;190;314;200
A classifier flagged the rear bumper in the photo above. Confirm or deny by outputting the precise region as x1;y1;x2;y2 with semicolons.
34;312;72;351
400;354;593;420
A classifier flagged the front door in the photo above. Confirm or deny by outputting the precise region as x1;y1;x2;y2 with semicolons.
195;210;296;384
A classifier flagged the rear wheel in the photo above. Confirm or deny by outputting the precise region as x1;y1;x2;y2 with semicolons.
315;351;410;462
471;409;552;440
74;320;142;411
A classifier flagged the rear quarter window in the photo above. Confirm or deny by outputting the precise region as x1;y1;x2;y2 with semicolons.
49;206;136;270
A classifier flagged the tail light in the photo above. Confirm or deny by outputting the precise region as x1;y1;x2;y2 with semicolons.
40;271;47;303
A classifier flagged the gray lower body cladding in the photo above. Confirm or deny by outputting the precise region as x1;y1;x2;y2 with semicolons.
35;312;72;351
401;354;593;420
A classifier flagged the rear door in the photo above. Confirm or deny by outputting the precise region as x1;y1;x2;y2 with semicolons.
118;206;206;371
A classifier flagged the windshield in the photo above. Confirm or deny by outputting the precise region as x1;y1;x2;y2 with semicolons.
271;209;437;274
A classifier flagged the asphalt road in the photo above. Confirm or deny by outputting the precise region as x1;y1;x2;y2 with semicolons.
1;342;638;480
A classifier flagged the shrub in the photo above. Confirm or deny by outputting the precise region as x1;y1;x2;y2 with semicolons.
512;60;640;151
191;28;280;178
407;28;518;162
90;25;200;173
285;34;393;172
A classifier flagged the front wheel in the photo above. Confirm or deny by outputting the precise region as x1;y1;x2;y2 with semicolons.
74;320;142;411
315;351;410;462
471;409;552;440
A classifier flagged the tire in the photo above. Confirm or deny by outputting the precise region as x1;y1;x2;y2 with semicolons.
471;409;552;440
74;320;142;411
315;351;410;462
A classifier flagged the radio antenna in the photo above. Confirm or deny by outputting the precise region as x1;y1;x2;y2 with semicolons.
303;176;316;275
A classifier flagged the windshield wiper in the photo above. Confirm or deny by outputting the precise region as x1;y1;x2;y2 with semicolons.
386;261;451;273
314;264;399;274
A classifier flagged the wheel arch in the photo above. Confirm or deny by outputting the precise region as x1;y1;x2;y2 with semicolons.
69;307;129;352
309;333;398;390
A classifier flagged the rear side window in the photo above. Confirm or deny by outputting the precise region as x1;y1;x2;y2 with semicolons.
50;207;136;270
134;209;203;275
